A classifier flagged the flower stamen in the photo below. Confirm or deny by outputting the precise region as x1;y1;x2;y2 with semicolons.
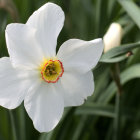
41;59;64;83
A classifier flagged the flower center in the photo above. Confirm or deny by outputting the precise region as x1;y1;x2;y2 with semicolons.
41;59;64;83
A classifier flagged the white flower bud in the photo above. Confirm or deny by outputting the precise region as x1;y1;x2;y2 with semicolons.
103;23;123;52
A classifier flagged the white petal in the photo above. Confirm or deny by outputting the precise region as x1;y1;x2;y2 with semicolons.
0;57;34;109
59;71;94;107
26;2;65;57
57;39;103;73
5;23;44;69
24;82;64;132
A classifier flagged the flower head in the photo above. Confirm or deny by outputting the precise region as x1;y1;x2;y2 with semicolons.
103;23;123;52
0;3;103;132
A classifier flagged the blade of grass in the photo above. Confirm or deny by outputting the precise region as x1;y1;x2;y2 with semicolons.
118;0;140;29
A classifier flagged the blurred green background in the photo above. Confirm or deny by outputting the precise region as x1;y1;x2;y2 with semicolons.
0;0;140;140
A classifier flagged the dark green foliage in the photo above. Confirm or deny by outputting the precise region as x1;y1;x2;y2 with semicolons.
0;0;140;140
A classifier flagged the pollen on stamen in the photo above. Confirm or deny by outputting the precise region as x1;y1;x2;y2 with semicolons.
41;59;64;83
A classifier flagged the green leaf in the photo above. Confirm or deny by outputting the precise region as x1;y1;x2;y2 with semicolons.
71;116;87;140
118;0;140;29
100;41;140;63
75;103;115;118
100;55;128;63
0;107;10;140
75;102;136;120
98;64;140;103
17;105;26;140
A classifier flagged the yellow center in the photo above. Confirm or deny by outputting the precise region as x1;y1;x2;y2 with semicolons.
40;59;64;83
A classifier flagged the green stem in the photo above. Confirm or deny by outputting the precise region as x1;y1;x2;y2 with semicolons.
111;63;122;140
9;110;18;140
114;89;121;140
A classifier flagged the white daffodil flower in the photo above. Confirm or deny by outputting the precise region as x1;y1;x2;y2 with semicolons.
0;3;103;132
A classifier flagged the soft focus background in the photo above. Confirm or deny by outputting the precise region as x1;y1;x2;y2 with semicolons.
0;0;140;140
